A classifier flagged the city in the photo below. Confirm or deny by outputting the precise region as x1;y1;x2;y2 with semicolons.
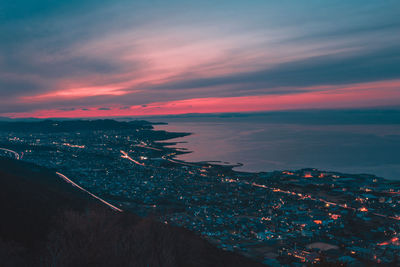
0;120;399;266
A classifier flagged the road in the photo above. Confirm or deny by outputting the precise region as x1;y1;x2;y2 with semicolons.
223;178;400;221
120;150;146;166
0;147;122;212
0;147;20;160
134;144;162;151
56;172;123;212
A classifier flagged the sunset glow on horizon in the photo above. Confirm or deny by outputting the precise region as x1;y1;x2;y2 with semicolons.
6;79;400;119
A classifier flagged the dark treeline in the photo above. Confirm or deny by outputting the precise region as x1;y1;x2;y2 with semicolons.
0;119;153;133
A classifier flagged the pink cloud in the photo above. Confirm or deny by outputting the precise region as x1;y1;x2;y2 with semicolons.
6;80;400;118
22;86;129;101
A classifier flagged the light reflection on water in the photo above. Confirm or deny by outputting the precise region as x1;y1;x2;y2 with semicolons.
153;121;400;180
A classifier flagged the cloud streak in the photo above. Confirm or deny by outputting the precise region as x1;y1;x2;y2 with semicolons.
5;79;400;118
0;0;399;117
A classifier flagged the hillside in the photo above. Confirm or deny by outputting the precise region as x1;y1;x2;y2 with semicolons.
0;157;264;267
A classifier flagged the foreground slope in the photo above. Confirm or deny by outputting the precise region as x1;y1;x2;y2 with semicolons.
0;157;263;267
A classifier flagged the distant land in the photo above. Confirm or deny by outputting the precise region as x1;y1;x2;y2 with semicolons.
3;109;400;124
139;109;400;125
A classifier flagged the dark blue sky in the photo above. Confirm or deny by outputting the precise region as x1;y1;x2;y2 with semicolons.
1;0;399;117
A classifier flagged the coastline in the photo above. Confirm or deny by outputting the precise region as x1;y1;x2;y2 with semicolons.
151;119;400;180
0;119;399;265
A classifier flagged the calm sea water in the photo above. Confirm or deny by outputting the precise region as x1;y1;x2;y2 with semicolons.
147;112;400;180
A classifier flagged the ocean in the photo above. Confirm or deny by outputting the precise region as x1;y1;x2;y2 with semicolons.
147;110;400;180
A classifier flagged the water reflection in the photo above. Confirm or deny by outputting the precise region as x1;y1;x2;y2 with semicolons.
154;121;400;180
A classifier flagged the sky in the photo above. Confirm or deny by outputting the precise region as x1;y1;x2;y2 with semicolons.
1;0;400;118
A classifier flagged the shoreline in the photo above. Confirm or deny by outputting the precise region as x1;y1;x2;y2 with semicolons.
0;119;399;265
151;121;400;181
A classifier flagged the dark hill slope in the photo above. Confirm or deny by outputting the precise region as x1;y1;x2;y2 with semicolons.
0;157;264;267
0;157;98;249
